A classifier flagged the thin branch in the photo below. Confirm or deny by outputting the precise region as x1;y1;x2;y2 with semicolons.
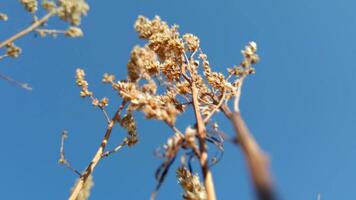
0;73;32;91
101;138;128;158
0;10;56;49
58;131;82;176
35;28;66;37
221;104;276;200
68;101;126;200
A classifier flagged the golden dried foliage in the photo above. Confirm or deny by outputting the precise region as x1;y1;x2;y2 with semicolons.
69;15;275;200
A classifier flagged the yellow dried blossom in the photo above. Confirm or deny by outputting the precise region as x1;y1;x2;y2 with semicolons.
183;33;200;52
177;166;207;200
65;26;84;37
42;0;56;11
75;68;92;98
0;13;8;21
134;15;169;39
20;0;38;13
91;98;99;107
176;80;191;94
6;43;22;58
102;73;115;83
127;46;159;82
99;97;109;108
57;0;89;25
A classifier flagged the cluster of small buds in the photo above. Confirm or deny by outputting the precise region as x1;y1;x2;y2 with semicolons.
57;0;89;25
65;26;83;37
176;166;207;200
119;113;138;146
75;68;92;98
183;33;200;52
134;15;169;39
20;0;38;13
228;42;259;77
127;46;159;82
135;16;184;65
6;43;22;58
92;97;109;108
102;73;115;83
0;13;8;21
41;0;56;11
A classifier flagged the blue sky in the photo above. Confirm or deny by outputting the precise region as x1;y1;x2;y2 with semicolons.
1;0;356;199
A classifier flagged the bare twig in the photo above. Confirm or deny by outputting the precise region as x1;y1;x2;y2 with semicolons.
221;104;276;200
101;138;128;158
58;130;81;176
0;10;56;49
0;73;32;91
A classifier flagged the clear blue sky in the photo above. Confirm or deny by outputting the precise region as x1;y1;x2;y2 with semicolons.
1;0;356;199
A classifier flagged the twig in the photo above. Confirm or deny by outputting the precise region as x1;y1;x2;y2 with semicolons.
221;104;276;200
68;101;126;200
0;73;32;91
58;131;81;176
101;138;128;158
0;10;56;49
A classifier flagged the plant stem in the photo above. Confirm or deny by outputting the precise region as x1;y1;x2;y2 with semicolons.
0;10;56;49
221;104;276;200
191;81;217;200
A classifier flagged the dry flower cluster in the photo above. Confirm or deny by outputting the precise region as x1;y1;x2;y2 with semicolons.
63;15;276;200
0;0;88;90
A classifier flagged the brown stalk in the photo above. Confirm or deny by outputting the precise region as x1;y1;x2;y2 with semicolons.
0;10;56;49
191;81;217;200
221;104;276;200
68;101;126;200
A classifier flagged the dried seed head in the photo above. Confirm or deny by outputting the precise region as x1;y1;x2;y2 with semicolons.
42;0;56;11
6;43;22;58
177;166;207;200
20;0;38;13
183;33;200;52
57;0;89;25
65;26;84;37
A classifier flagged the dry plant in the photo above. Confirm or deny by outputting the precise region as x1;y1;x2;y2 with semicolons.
61;15;277;200
0;0;89;90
